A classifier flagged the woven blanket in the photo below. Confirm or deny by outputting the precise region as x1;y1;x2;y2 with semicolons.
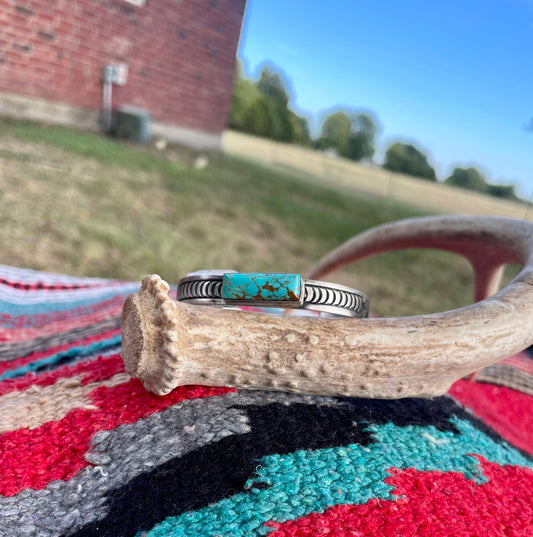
1;265;532;536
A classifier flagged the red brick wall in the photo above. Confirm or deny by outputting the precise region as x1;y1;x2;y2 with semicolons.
0;0;246;134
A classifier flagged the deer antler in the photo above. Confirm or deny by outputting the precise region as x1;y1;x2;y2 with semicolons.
121;216;533;398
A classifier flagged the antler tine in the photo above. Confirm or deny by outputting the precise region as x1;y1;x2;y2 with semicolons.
308;215;530;301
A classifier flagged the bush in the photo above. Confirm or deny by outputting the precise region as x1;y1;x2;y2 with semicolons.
444;167;487;192
486;183;520;201
383;142;436;181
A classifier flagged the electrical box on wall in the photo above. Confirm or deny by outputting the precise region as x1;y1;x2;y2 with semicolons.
103;64;128;86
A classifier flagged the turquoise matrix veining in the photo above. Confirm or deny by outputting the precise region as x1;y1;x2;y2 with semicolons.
222;273;302;302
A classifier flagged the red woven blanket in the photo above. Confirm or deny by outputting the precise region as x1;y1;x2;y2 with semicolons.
1;265;532;536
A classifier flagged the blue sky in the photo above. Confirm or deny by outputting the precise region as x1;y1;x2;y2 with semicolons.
237;0;533;196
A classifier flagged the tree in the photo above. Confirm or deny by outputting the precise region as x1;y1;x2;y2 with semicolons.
229;61;264;132
383;142;436;181
444;167;487;193
318;110;377;161
229;62;310;146
347;113;377;161
486;183;520;201
256;66;290;107
318;111;351;155
444;166;521;201
288;112;311;146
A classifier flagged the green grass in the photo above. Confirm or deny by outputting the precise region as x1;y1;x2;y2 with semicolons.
0;118;513;316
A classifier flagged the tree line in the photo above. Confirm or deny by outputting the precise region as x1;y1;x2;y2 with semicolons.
229;63;520;202
230;62;310;146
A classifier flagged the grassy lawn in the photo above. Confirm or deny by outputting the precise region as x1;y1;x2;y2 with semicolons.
0;118;499;316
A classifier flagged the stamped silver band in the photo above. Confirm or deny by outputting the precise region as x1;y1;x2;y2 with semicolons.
176;273;369;318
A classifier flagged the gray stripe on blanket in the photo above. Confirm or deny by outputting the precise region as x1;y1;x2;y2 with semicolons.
0;390;340;537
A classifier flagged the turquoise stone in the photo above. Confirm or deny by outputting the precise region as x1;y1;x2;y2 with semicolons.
222;273;302;302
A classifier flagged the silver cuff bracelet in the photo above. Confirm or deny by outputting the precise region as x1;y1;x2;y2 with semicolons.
176;272;369;318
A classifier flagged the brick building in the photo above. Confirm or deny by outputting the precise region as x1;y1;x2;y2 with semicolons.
0;0;246;147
